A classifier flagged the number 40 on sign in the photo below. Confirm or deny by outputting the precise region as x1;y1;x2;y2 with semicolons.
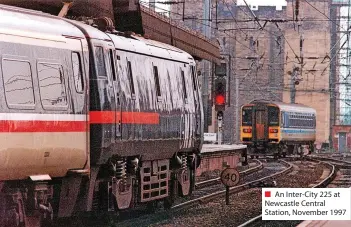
221;168;240;187
220;168;240;205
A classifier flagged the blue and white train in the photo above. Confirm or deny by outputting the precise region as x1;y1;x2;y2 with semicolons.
240;100;316;158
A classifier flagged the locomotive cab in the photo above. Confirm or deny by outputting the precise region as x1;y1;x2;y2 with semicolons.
241;103;280;156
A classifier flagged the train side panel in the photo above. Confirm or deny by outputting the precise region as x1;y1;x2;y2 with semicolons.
279;110;316;143
0;30;88;181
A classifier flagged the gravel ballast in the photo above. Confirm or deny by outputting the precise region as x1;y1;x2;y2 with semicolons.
148;161;324;227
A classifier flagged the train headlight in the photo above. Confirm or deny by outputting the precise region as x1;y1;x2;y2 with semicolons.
269;129;278;133
243;128;252;133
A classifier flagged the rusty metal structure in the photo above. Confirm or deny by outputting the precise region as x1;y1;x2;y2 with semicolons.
138;6;220;63
0;0;220;63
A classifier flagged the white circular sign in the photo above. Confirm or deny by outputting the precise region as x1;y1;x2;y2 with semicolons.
220;168;240;187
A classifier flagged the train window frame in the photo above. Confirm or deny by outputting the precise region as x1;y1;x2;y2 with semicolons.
37;62;68;110
1;58;36;109
127;60;136;98
95;46;107;78
181;69;188;102
71;52;84;93
109;49;117;81
268;106;279;126
191;65;197;91
152;65;161;98
242;106;253;126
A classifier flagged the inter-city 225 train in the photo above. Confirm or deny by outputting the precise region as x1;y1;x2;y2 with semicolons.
0;4;203;226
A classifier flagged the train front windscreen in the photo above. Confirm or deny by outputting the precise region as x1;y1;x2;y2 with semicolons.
242;106;253;126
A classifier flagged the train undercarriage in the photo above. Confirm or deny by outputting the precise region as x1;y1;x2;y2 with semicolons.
0;152;200;227
247;141;315;159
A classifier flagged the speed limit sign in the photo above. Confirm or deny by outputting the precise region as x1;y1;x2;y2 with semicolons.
220;168;240;187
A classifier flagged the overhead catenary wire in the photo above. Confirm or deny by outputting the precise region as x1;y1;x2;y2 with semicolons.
140;1;351;105
139;1;254;51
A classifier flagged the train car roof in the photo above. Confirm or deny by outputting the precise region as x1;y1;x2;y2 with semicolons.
247;100;316;114
0;4;195;63
108;33;195;64
0;4;85;39
65;19;113;41
271;102;316;114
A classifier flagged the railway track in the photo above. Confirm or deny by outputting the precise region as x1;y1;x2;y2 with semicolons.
237;157;340;227
54;160;264;227
172;160;292;210
195;159;263;189
111;160;292;227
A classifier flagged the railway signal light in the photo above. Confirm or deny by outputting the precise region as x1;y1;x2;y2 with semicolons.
214;77;226;111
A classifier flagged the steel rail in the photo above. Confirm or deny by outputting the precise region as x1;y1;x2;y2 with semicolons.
237;158;338;227
307;155;351;168
195;159;263;189
172;160;293;211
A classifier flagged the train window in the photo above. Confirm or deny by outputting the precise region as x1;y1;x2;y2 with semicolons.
95;47;107;78
2;59;35;108
109;50;117;81
37;63;67;108
127;61;135;95
72;52;84;93
191;66;197;91
181;69;187;100
242;107;252;126
153;66;161;97
268;106;279;126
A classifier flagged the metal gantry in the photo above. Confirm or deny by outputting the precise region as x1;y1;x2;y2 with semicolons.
337;1;351;124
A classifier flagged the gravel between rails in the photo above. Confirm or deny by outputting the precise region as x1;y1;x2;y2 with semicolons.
174;160;284;205
146;161;324;227
54;161;312;227
111;160;287;227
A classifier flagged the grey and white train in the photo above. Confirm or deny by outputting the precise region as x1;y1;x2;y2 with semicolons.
0;4;203;226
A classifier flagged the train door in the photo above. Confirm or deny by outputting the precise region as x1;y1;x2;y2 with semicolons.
338;132;347;153
89;40;117;164
109;49;122;139
191;65;202;142
180;64;191;149
185;63;195;148
253;104;268;141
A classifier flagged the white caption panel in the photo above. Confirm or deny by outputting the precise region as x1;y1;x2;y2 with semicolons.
262;188;351;220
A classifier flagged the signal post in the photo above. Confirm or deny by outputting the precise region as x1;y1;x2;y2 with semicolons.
214;63;226;144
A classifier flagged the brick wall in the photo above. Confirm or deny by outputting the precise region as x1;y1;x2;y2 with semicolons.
234;5;286;141
196;154;239;176
284;0;331;143
171;1;331;144
170;3;287;143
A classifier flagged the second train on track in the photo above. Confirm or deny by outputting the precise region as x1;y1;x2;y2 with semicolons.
240;100;317;158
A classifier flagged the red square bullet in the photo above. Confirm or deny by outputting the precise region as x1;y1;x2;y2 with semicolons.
265;191;271;197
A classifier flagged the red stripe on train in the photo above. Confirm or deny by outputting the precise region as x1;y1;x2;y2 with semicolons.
0;111;159;133
89;111;160;124
0;121;86;132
